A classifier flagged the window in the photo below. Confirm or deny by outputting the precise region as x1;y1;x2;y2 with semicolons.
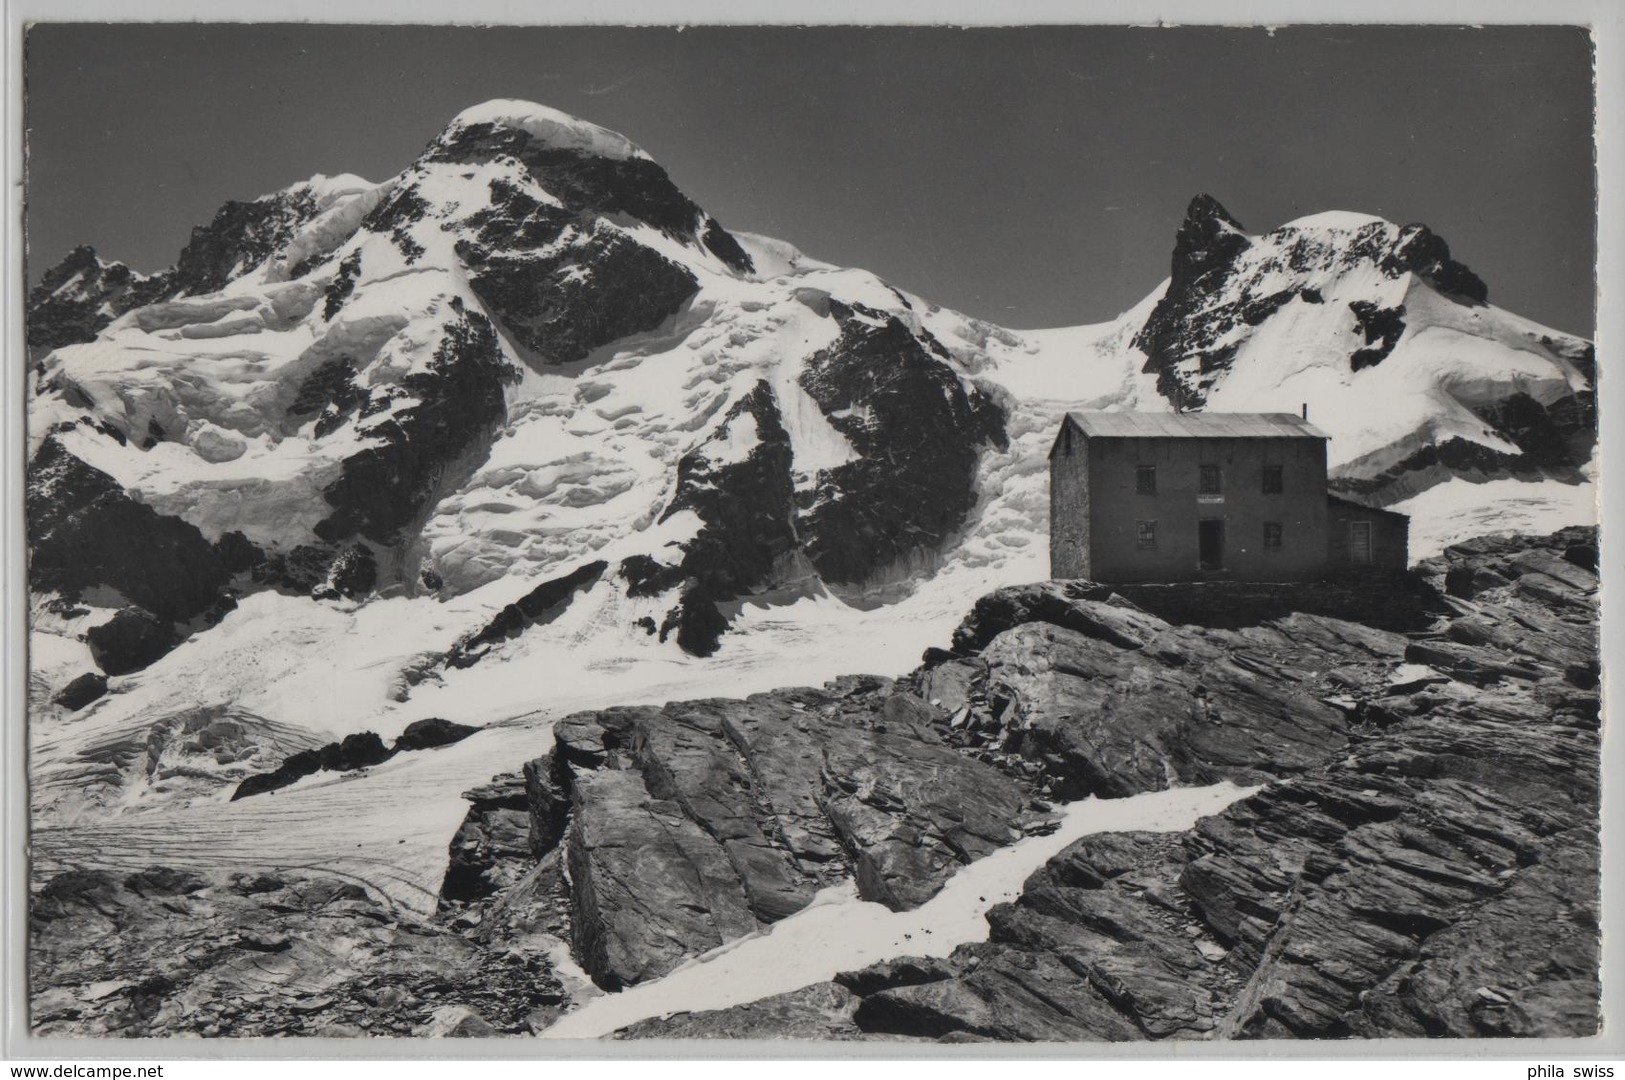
1136;465;1157;494
1262;465;1284;494
1350;521;1373;565
1199;464;1222;494
1137;520;1158;550
1263;522;1283;550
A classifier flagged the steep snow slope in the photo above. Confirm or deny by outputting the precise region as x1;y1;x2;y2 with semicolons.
26;105;1596;835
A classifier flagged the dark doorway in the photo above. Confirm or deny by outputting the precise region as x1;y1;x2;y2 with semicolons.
1199;518;1224;571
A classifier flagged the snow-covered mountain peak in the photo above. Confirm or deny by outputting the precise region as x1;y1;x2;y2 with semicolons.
440;98;653;162
1135;195;1507;408
1121;196;1590;506
23;110;1596;775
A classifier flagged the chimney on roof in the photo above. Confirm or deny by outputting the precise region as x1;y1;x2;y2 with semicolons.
1302;402;1309;421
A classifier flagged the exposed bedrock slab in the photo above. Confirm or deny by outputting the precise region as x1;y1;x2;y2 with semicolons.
938;581;1417;801
535;678;1041;990
606;528;1597;1042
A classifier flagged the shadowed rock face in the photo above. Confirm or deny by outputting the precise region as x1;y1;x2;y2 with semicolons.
52;671;109;711
644;381;799;656
622;527;1597;1042
26;247;172;352
615;309;1010;656
27;437;232;626
439;773;534;905
1131;194;1258;410
169;188;322;296
27;435;242;674
86;608;179;677
315;309;518;548
453;176;702;365
795;301;1008;586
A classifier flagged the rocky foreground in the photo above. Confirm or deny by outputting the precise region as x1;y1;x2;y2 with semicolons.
623;527;1602;1040
29;526;1600;1039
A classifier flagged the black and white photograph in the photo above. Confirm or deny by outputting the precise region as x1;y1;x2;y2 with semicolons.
7;13;1611;1054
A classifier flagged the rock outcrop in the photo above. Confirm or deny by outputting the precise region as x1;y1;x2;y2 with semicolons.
530;677;1045;990
620;527;1598;1041
439;773;534;904
231;719;479;800
483;558;1462;1013
52;671;109;711
931;579;1423;800
27;437;234;629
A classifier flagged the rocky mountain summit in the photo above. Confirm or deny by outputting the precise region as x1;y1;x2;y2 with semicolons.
1127;197;1594;506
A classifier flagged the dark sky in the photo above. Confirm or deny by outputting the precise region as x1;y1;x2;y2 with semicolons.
24;24;1596;336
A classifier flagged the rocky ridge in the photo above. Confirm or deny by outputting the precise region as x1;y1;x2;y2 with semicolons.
1134;195;1488;411
496;678;1048;990
27;176;382;355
